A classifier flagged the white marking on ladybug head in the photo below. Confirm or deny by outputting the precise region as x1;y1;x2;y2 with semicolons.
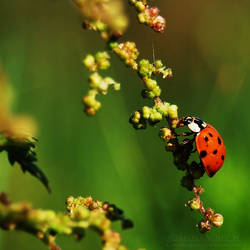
184;116;207;133
188;121;201;133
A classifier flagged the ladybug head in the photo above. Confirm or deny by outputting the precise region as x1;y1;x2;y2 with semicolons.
183;116;207;133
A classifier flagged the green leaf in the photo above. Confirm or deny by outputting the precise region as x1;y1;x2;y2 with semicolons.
2;138;51;193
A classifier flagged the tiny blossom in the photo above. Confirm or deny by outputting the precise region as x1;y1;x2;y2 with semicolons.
113;41;139;70
130;1;166;33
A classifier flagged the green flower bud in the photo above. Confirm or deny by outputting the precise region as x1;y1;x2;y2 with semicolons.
154;60;163;69
156;102;170;116
159;127;172;142
142;106;151;119
109;41;118;49
198;220;211;233
85;107;96;116
139;60;153;77
141;89;155;99
83;96;96;107
88;89;98;97
95;20;107;31
168;104;178;119
133;122;147;130
188;197;200;210
152;85;161;97
96;52;110;70
162;68;173;78
93;101;101;110
149;109;162;123
89;73;102;88
135;2;146;11
130;111;141;124
73;207;90;220
99;81;108;94
113;83;121;91
145;78;157;90
129;0;137;4
138;13;147;24
169;118;179;129
211;214;224;227
83;54;96;72
196;185;205;195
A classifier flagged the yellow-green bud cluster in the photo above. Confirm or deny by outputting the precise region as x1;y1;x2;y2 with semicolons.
129;111;146;130
167;104;179;128
139;59;154;77
211;214;224;227
198;210;223;233
187;197;201;210
198;220;211;233
153;60;173;78
113;41;139;70
130;1;166;33
159;127;172;142
83;20;108;33
83;72;120;116
83;51;110;72
83;89;101;116
138;59;173;99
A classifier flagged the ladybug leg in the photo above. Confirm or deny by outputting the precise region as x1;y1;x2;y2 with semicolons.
181;137;195;146
178;131;194;137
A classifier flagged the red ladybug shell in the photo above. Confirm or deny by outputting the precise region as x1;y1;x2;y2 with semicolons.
195;124;225;177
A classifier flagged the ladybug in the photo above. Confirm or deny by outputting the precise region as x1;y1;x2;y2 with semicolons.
182;116;225;177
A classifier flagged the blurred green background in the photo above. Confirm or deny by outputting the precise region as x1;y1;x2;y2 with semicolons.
0;0;250;249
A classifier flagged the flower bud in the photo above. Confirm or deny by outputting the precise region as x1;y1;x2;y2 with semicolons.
85;107;96;116
156;102;169;116
135;1;145;11
211;214;223;227
154;60;163;69
145;78;157;90
168;105;178;119
114;83;121;91
130;111;141;124
159;127;172;142
198;220;211;233
89;72;102;88
152;85;161;97
142;106;151;119
83;54;96;72
73;207;90;220
165;142;177;151
83;96;96;107
141;89;155;99
96;51;110;70
139;60;153;77
187;197;200;210
149;109;162;123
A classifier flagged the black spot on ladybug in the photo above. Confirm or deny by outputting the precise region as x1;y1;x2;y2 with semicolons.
204;136;208;142
213;149;218;155
221;155;225;160
209;133;213;137
200;150;207;158
218;137;222;145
